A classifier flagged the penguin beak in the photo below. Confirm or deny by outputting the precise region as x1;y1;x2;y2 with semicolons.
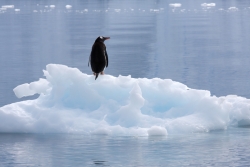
103;37;110;40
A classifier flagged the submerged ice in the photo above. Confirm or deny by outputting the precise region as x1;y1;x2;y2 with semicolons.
1;64;250;136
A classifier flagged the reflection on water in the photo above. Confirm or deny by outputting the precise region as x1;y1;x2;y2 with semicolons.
1;128;250;166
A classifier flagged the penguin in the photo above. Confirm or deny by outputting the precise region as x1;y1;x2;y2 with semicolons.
88;36;110;80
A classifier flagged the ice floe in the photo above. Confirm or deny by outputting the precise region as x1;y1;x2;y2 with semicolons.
1;64;250;135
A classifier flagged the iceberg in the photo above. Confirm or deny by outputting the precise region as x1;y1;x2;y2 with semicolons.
0;64;250;136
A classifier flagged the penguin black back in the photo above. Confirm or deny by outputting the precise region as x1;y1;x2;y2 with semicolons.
89;36;110;80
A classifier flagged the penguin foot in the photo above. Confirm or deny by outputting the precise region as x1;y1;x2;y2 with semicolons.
93;72;96;76
101;71;104;75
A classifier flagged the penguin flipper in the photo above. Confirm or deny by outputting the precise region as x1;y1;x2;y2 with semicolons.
105;49;108;67
95;73;99;80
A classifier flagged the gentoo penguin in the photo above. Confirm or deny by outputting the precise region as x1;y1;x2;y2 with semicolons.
88;36;110;80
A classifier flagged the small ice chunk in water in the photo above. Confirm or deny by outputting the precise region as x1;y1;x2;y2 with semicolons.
50;5;55;8
169;3;182;8
66;5;72;9
201;3;216;7
14;9;20;12
228;7;239;11
2;5;14;9
150;9;160;13
114;9;121;12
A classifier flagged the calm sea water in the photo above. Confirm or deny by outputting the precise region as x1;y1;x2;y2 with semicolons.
1;0;250;166
1;128;250;167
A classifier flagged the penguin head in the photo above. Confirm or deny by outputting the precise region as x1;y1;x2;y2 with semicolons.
95;36;110;43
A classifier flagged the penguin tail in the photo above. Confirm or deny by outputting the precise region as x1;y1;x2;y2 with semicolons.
95;73;99;80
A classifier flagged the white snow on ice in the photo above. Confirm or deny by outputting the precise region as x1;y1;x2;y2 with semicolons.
1;64;250;136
